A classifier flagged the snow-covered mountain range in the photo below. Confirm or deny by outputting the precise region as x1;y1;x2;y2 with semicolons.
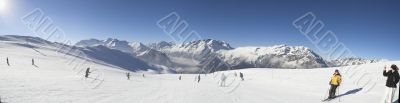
0;35;387;73
328;57;387;67
217;45;328;69
2;37;398;102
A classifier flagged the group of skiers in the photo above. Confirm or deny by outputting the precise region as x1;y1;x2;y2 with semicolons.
188;72;245;86
220;72;245;87
326;64;399;103
81;62;400;103
8;56;397;102
4;57;36;67
121;72;146;80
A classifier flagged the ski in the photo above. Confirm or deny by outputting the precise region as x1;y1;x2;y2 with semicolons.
321;98;331;102
321;97;337;102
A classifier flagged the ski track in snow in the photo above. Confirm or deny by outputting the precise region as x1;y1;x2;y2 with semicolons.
0;42;399;103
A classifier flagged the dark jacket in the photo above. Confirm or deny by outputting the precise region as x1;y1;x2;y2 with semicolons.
383;70;400;88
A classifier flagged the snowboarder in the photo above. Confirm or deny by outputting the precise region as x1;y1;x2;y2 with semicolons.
85;67;91;78
178;75;182;80
197;75;201;83
328;69;342;99
220;73;227;87
126;72;131;80
6;57;9;66
239;72;244;81
381;64;399;103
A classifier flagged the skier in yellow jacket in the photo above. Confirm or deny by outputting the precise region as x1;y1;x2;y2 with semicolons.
328;69;342;99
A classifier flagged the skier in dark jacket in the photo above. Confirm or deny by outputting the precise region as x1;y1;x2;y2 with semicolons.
6;57;9;66
382;64;400;103
239;72;244;81
197;75;201;83
32;58;35;65
85;67;91;78
126;72;131;80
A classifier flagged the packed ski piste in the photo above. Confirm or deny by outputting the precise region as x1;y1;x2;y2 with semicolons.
0;35;398;103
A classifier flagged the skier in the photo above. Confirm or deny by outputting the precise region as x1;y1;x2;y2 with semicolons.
85;67;91;78
381;64;400;103
239;72;244;81
220;73;227;87
197;75;201;83
126;72;131;80
32;58;35;65
328;69;342;99
6;57;9;66
142;73;145;78
178;75;182;80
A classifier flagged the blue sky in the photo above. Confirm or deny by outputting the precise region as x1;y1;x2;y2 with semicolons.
0;0;399;60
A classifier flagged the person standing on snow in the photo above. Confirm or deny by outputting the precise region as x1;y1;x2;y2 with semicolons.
179;75;182;80
239;72;244;81
126;72;131;80
6;57;10;66
382;64;400;103
85;67;91;78
220;73;227;87
328;69;342;99
32;58;35;65
197;75;201;83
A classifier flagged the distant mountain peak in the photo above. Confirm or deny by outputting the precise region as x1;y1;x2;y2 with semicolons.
181;39;233;51
147;41;175;50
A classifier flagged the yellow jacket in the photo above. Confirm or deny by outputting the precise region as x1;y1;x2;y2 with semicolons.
330;74;342;86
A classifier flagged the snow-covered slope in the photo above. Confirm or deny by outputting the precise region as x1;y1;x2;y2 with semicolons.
1;40;398;103
0;36;164;73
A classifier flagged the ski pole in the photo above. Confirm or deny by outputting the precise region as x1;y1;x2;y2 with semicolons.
324;87;329;100
338;86;341;102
